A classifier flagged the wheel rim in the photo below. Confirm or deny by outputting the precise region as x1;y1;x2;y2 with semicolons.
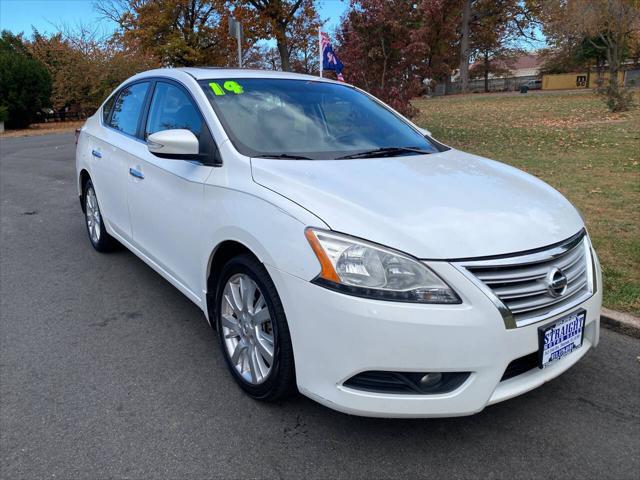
220;273;275;385
85;187;101;244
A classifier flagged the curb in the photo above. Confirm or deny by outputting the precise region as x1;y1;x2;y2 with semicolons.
601;307;640;339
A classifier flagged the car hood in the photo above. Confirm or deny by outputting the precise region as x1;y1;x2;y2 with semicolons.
250;149;584;259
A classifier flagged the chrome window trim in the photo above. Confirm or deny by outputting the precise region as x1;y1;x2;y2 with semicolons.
453;232;595;329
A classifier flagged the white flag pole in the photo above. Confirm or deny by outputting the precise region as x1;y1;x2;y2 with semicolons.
319;30;323;78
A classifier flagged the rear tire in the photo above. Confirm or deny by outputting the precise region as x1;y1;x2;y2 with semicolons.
215;254;296;401
83;179;118;252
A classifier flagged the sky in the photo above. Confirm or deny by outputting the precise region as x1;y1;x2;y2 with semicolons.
0;0;350;36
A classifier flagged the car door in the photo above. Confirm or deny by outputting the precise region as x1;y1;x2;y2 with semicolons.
91;81;151;241
126;80;216;298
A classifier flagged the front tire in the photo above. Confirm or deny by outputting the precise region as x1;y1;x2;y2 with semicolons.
83;179;117;252
215;254;296;401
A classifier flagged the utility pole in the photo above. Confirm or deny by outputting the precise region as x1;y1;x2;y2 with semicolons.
229;17;243;68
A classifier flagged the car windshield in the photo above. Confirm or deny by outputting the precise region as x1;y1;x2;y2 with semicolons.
199;78;443;159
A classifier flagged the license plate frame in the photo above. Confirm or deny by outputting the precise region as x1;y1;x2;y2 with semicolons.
538;309;586;369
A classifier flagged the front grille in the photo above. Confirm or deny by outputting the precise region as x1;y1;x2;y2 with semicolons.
457;230;594;328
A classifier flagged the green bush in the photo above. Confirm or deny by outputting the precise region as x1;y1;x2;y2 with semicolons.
0;105;8;123
0;31;51;129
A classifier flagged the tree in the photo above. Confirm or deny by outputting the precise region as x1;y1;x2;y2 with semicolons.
411;0;462;83
337;0;459;116
539;36;608;75
459;0;472;93
96;0;261;67
0;31;51;128
243;43;280;69
241;0;319;71
540;0;640;112
468;1;523;92
28;25;155;116
458;0;539;93
286;0;322;74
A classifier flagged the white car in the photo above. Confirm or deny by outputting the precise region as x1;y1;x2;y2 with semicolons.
76;68;602;418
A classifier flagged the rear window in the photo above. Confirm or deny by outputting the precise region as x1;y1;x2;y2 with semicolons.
102;94;116;124
108;82;150;137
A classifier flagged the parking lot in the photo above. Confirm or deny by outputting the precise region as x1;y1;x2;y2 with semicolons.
1;133;639;479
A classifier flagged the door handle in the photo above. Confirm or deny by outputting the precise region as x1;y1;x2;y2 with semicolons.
129;168;144;180
91;149;102;158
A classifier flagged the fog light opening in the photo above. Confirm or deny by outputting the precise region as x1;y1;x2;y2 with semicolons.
343;371;470;395
419;372;443;387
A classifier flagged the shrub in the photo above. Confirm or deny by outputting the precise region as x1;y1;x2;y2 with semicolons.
0;31;51;129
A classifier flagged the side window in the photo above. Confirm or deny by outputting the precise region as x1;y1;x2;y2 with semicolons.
109;82;150;137
102;94;116;124
146;82;202;138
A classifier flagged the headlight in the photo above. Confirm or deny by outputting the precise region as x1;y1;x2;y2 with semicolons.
305;228;460;304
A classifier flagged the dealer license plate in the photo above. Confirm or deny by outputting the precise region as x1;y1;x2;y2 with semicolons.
538;310;586;368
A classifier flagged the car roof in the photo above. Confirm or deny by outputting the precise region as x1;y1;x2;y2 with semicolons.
132;67;343;84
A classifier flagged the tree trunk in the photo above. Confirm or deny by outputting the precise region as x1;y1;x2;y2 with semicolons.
607;43;621;108
275;25;291;71
484;50;489;92
459;0;472;93
602;32;625;112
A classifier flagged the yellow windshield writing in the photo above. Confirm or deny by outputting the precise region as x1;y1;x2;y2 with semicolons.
209;81;244;96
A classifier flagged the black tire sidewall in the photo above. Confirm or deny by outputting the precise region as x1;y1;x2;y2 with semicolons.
215;255;294;400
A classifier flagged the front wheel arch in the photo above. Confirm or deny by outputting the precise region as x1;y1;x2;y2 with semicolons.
206;240;262;326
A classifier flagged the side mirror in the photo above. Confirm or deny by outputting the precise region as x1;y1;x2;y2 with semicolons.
147;129;199;159
417;127;432;137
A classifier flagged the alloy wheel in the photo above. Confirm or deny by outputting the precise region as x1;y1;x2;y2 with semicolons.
85;186;101;244
220;273;275;385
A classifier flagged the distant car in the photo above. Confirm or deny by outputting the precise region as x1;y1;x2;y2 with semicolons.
524;79;542;90
76;68;601;418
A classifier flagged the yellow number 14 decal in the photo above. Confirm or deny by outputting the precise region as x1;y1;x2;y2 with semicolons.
209;81;244;96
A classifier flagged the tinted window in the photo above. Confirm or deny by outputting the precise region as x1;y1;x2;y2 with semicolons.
145;82;202;138
109;82;150;136
200;78;441;159
102;94;116;123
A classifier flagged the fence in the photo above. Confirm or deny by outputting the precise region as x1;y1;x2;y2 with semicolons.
435;75;538;96
541;72;627;90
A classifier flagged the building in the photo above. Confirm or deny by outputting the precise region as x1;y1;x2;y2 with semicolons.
445;53;542;94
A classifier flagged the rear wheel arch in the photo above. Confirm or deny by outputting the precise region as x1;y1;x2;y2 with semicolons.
79;169;91;212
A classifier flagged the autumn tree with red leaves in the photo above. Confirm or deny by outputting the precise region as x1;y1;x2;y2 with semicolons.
337;0;460;117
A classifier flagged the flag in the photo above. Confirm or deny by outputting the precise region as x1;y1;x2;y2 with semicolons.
320;31;345;82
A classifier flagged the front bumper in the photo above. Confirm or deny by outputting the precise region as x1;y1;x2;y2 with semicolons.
267;261;602;418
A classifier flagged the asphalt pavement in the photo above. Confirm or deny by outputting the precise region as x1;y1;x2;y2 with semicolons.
1;133;639;479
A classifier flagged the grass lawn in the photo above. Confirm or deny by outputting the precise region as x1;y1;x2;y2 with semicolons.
413;90;640;315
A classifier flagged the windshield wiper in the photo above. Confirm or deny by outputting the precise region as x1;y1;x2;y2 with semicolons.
335;147;432;160
253;153;313;160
